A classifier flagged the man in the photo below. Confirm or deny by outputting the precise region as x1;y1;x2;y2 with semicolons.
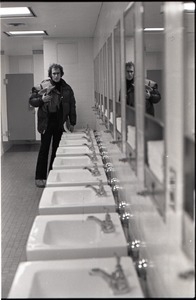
126;61;161;116
29;63;77;187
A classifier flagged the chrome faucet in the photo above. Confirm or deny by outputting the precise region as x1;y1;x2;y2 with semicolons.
85;180;107;196
81;127;90;136
83;142;95;151
84;124;90;135
85;151;98;162
87;211;115;233
82;136;91;142
83;163;101;176
89;253;130;295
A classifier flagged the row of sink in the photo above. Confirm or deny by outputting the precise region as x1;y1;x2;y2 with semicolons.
8;127;144;298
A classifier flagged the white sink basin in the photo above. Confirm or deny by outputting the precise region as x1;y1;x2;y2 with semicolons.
26;213;128;260
59;138;97;147
56;145;100;156
61;132;92;139
52;155;103;169
65;128;94;134
8;257;144;298
46;168;108;187
61;133;96;143
39;185;116;214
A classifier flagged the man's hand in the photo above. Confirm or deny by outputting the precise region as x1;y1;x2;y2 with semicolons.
42;93;52;103
145;85;152;100
145;90;151;99
69;125;74;132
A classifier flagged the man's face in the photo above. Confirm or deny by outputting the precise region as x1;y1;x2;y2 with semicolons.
51;67;61;82
126;66;134;81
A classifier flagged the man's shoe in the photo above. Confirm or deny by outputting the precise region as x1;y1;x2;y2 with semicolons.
35;179;46;188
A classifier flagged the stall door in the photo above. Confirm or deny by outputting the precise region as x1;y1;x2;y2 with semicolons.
6;74;35;140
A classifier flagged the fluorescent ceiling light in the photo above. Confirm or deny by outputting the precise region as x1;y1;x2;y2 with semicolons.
5;30;47;37
144;28;164;32
184;2;195;11
0;7;35;18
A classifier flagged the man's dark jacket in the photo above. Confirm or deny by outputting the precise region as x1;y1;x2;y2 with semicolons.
126;78;161;116
29;78;76;133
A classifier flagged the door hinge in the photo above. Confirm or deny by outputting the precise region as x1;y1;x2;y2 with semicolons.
3;78;8;85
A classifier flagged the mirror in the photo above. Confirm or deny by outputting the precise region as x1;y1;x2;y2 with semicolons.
96;52;101;115
143;1;165;219
114;21;121;136
143;1;164;122
124;3;136;169
94;54;99;110
107;34;113;134
100;47;104;118
182;3;195;261
103;43;107;125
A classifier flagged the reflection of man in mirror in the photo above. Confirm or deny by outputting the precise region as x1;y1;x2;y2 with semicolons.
126;61;161;116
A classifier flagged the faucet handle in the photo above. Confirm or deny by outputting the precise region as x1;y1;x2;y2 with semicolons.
101;210;115;233
92;163;101;176
98;180;107;196
112;253;131;294
114;252;121;266
93;162;98;169
105;210;111;221
83;142;91;149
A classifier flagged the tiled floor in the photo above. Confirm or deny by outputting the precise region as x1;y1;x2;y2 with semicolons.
1;144;44;299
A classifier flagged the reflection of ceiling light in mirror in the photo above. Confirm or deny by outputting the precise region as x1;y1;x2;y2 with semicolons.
0;7;35;18
183;2;195;11
144;28;164;32
4;30;47;37
160;2;195;13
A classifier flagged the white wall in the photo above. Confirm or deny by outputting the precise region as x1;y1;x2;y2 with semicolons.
43;38;96;129
9;56;33;74
1;54;9;143
1;54;10;155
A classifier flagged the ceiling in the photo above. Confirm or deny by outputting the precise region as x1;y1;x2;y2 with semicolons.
0;2;194;56
0;1;103;55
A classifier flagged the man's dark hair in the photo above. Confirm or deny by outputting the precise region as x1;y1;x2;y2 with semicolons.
48;63;64;78
126;61;135;69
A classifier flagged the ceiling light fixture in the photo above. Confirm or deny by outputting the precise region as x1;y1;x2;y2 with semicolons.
0;7;35;18
144;28;164;32
4;30;48;37
183;2;195;11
